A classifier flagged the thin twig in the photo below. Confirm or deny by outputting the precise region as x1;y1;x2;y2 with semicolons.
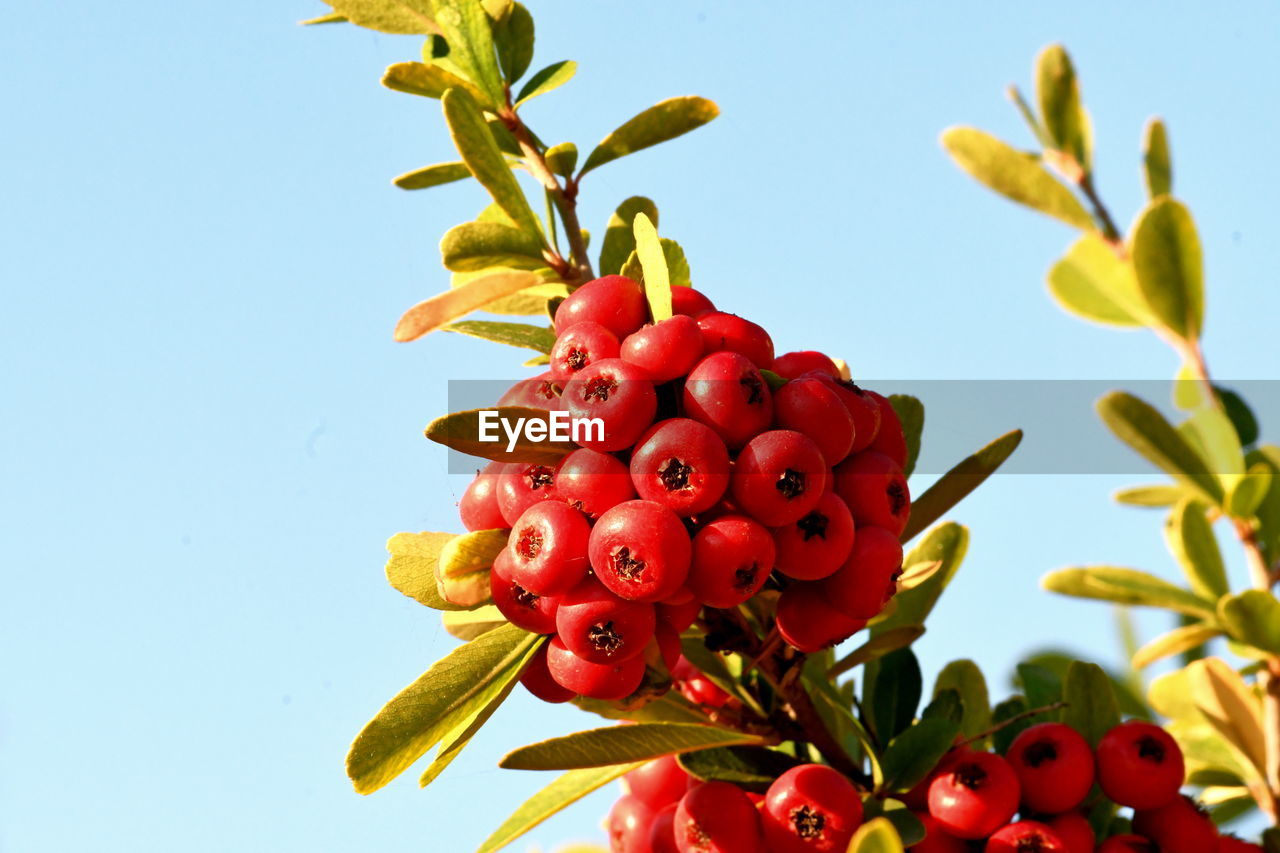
958;701;1068;747
1078;173;1123;244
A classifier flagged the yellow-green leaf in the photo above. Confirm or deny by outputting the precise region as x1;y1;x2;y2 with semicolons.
1130;197;1204;341
899;429;1023;543
1035;44;1089;172
431;0;505;106
599;197;657;276
544;142;578;178
424;406;576;464
441;221;548;272
442;87;542;236
1143;118;1172;198
443;320;555;353
1186;658;1267;775
385;531;470;611
632;213;670;322
1219;591;1280;656
580;97;720;176
499;723;762;770
394;270;542;342
1114;484;1185;507
888;395;924;478
515;60;577;107
829;626;925;678
1042;566;1217;619
442;605;507;640
326;0;437;35
475;764;643;853
440;528;507;585
381;61;481;101
393;161;472;190
1132;623;1222;670
875;523;968;635
1046;234;1148;327
300;11;348;25
849;817;905;853
491;1;534;84
1165;499;1229;598
1096;391;1223;505
935;659;990;739
1229;461;1274;520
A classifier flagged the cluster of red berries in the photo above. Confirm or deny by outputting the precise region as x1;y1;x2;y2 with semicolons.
608;754;866;853
908;719;1258;852
457;275;913;704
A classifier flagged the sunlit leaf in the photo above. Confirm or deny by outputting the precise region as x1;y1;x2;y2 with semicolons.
829;626;925;678
544;142;578;178
850;817;905;853
1035;44;1089;171
1186;658;1267;775
599;197;658;276
1218;591;1280;656
385;531;470;611
443;320;555;353
1130;197;1204;341
476;763;643;853
899;430;1022;543
1165;499;1229;598
441;221;548;272
1096;391;1223;505
327;0;437;35
1114;484;1185;507
881;718;961;792
1132;623;1221;670
934;659;990;740
382;60;481;102
580;97;720;176
393;161;472;190
1046;234;1148;327
492;1;534;83
1143;118;1172;198
394;270;543;341
442;87;543;236
1042;566;1217;619
424;406;576;464
875;524;967;635
500;723;762;770
676;746;800;791
632;213;671;322
515;60;577;107
430;0;505;106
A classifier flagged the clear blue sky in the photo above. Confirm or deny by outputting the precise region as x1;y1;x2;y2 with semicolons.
3;2;1278;851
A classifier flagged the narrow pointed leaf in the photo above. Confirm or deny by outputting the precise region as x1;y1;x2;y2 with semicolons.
580;97;720;176
499;723;762;770
442;87;542;236
899;429;1022;543
829;626;925;678
425;406;575;464
1096;391;1223;505
632;213;671;322
443;320;555;353
1115;484;1185;507
1130;197;1204;340
1132;623;1222;670
1187;658;1267;775
1143;118;1172;198
1165;500;1229;598
393;161;472;190
875;523;968;634
600;197;657;276
1062;661;1121;748
492;1;534;84
442;605;507;640
676;746;801;791
300;12;348;25
515;60;577;106
327;0;437;34
385;531;470;611
888;395;924;478
1042;566;1217;619
394;270;542;341
1047;234;1148;327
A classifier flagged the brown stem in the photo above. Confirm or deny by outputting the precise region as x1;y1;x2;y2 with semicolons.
957;701;1068;747
1078;173;1123;244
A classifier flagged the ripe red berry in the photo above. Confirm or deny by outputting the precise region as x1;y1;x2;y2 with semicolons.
630;419;731;516
498;371;563;410
773;351;839;380
730;430;828;526
833;451;910;537
696;311;775;369
460;461;507;531
927;751;1020;839
507;500;591;595
762;764;864;853
649;801;681;853
621;314;705;382
911;812;968;852
555;275;647;339
550;320;620;382
555;448;636;518
519;643;576;703
772;492;856;581
490;547;560;634
775;583;866;653
688;514;775;607
683;351;773;449
1218;836;1265;853
1007;722;1096;815
865;390;908;469
563;358;658;452
590;500;692;602
818;525;903;619
657;597;702;633
986;820;1067;853
627;755;690;809
555;576;656;664
674;781;765;853
810;374;881;453
773;375;856;465
1132;795;1218;853
545;635;645;700
671;286;716;318
1096;836;1158;853
497;461;559;526
654;620;683;672
609;793;656;853
1096;720;1185;810
672;658;732;708
1046;812;1095;853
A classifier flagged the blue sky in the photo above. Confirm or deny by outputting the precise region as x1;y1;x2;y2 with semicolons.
3;2;1278;850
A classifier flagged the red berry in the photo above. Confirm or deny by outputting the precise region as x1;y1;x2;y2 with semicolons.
818;525;903;619
649;802;681;853
833;451;910;537
911;812;968;852
627;755;691;809
775;584;866;653
497;461;559;527
1219;837;1265;853
490;547;560;634
927;751;1020;839
1046;812;1095;853
630;419;731;516
696;311;775;369
556;448;637;518
555;275;647;339
672;658;732;708
655;620;683;672
1007;722;1096;815
772;492;856;581
773;375;856;465
675;781;765;853
609;793;656;853
621;315;705;382
985;820;1067;853
731;430;828;526
762;764;864;853
545;635;645;700
590;500;692;602
657;598;702;633
556;576;656;664
562;358;658;452
865;390;908;469
519;643;576;703
508;500;591;595
460;461;507;531
810;374;881;453
1097;836;1158;853
1132;795;1218;853
498;371;563;410
1096;720;1185;810
550;320;620;382
683;351;773;449
773;351;839;380
688;514;775;607
671;286;716;318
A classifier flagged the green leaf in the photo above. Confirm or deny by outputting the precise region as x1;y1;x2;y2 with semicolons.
441;221;548;272
326;0;436;34
880;717;961;792
499;722;762;770
385;531;470;611
580;96;720;177
1115;484;1185;507
393;161;472;190
1143;118;1172;198
1130;196;1204;340
1186;657;1267;775
300;11;349;25
940;127;1094;230
1249;446;1280;564
1132;623;1222;670
991;697;1032;754
475;763;643;853
849;817;905;853
899;429;1023;543
874;523;968;635
1035;44;1089;171
514;60;577;107
1096;391;1223;505
346;623;539;794
1230;460;1274;521
632;213;671;322
442;87;542;237
869;648;922;744
441;605;507;640
544;142;578;178
1219;591;1280;656
381;61;482;102
424;406;576;464
1042;566;1217;619
888;395;924;478
429;0;505;106
394;269;543;341
676;746;801;792
829;626;925;678
1016;662;1063;719
599;197;658;276
443;320;555;353
1046;234;1149;327
572;692;707;725
491;1;533;83
1219;387;1260;448
1164;500;1229;598
1061;661;1121;748
870;803;925;848
934;660;990;739
921;688;964;725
